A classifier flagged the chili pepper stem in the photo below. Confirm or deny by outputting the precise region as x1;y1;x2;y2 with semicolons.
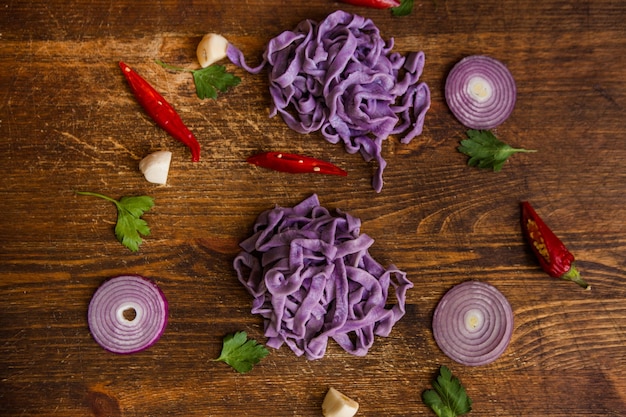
562;263;590;290
155;60;194;73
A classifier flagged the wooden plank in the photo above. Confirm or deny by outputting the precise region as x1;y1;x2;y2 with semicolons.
1;0;626;415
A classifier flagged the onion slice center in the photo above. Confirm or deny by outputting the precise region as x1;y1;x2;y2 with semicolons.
464;308;484;332
467;76;492;102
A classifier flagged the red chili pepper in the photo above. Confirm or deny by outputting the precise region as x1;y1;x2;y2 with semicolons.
246;152;347;176
339;0;401;8
119;61;201;162
521;201;589;289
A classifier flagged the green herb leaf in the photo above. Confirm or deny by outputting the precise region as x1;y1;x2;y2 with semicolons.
76;191;154;252
215;331;269;374
458;129;536;171
192;65;241;99
155;60;241;100
422;366;472;417
392;0;414;16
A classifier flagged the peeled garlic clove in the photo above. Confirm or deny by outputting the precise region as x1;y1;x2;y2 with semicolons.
196;33;229;68
139;151;172;185
322;387;359;417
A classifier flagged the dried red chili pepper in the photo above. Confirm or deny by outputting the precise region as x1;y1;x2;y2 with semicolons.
339;0;401;8
521;201;589;289
246;152;347;176
119;61;201;162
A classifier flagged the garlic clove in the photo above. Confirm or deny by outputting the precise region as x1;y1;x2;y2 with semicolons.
139;151;172;185
322;387;359;417
196;33;229;68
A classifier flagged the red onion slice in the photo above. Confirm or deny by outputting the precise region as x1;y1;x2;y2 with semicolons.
432;281;513;366
445;55;516;130
88;274;168;354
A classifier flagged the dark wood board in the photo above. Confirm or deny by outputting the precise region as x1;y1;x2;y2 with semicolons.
1;1;625;416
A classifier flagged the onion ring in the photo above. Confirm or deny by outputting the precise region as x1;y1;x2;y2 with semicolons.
432;281;513;366
445;55;516;129
88;274;168;354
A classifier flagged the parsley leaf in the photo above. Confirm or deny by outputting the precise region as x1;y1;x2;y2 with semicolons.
392;0;414;16
191;65;241;99
422;366;472;417
458;129;536;171
215;331;269;374
76;191;154;252
156;60;241;100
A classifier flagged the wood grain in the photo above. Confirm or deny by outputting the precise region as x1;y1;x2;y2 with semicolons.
2;0;626;416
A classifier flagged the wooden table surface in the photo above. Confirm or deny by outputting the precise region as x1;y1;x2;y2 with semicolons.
2;1;625;416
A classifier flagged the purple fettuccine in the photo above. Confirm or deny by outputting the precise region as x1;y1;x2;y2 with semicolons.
233;194;413;360
227;10;430;192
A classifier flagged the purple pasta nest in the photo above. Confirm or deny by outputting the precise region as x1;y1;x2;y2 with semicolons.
227;10;430;192
233;194;413;360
